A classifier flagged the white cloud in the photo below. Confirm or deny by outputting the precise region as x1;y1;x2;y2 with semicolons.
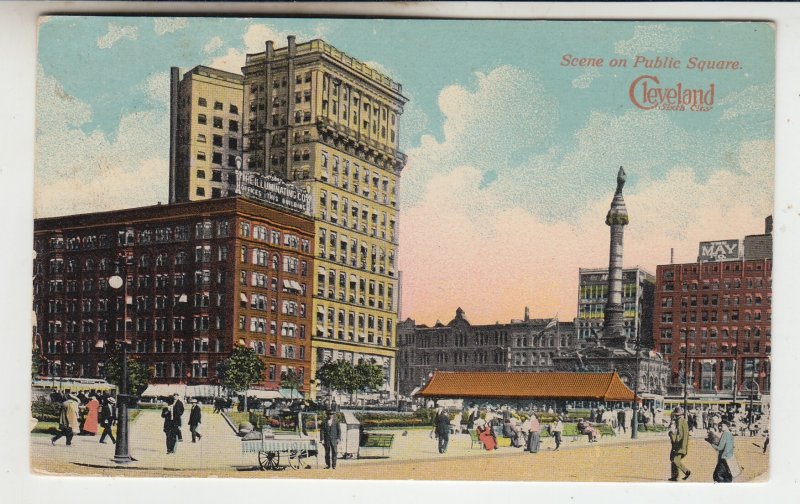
571;67;600;89
614;25;688;58
96;22;138;49
154;18;188;35
717;83;774;121
35;67;168;217
208;48;247;74
142;71;170;106
402;66;558;208
203;36;224;54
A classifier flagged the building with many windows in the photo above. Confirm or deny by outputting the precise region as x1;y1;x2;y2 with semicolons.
33;197;314;394
166;37;407;398
169;66;244;203
396;308;577;397
242;37;407;397
575;267;655;348
652;221;772;401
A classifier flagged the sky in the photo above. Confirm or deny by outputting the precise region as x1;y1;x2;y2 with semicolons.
35;17;775;325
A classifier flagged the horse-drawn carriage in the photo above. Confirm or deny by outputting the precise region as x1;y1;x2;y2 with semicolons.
242;411;319;471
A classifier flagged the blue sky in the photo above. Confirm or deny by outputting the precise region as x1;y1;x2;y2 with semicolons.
36;17;775;322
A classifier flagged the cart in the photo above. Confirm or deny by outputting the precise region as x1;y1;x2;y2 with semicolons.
242;411;319;471
338;410;361;459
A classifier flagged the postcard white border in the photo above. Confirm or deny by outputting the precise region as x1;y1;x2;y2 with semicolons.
1;2;798;503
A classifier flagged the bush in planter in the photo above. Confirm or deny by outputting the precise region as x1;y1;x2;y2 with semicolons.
31;397;60;422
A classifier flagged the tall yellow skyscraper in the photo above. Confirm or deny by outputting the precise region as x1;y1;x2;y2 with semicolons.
169;37;407;398
241;37;408;399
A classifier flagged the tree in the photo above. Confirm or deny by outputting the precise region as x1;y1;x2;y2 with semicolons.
104;350;151;397
280;368;302;399
217;346;265;411
316;359;356;406
31;348;42;381
354;358;385;404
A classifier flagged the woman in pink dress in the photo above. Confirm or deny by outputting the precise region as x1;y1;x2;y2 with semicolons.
82;394;100;435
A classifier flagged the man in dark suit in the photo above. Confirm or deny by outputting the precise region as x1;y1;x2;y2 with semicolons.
172;393;185;442
162;396;178;454
435;408;451;454
188;399;202;442
99;397;116;444
320;410;341;469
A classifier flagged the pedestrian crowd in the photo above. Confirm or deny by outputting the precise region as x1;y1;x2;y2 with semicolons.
49;391;117;446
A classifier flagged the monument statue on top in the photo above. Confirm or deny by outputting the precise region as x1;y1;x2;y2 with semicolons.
602;166;629;348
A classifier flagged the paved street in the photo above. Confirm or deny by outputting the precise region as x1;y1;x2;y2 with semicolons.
30;408;768;481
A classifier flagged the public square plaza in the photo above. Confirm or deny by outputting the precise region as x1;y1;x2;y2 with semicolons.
30;407;768;481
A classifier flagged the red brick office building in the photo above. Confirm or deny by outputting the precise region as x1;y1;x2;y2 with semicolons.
652;224;772;401
33;197;315;394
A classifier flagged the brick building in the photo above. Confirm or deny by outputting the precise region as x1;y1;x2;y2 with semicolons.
652;223;772;400
396;308;576;397
33;197;315;394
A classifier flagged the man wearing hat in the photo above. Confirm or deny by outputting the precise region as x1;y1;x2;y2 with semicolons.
188;399;202;442
51;393;80;446
99;397;117;444
668;407;691;481
320;410;341;469
172;393;185;442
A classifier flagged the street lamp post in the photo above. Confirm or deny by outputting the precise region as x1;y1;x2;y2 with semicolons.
731;335;740;413
631;335;642;439
109;258;132;464
682;336;690;414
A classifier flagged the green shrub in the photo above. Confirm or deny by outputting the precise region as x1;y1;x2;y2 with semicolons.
31;397;60;422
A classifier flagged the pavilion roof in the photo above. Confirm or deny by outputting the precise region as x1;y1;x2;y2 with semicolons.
416;371;634;402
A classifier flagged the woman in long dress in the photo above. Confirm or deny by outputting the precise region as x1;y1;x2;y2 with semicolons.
476;420;496;450
82;394;100;435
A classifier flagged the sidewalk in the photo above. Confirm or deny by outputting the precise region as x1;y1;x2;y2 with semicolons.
31;407;256;472
32;408;669;474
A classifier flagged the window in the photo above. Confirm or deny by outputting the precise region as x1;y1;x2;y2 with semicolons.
214;101;223;110
229;104;238;114
197;151;206;161
198;114;207;125
213;135;223;147
229;120;238;132
197;134;206;143
212;152;222;164
198;97;207;107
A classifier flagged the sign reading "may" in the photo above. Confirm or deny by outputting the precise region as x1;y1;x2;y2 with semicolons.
698;239;740;262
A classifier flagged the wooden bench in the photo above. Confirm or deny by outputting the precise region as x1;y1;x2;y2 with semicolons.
359;432;394;457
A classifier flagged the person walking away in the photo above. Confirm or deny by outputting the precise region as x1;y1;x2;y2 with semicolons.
172;393;185;442
51;394;80;446
435;408;450;454
162;396;178;454
99;397;116;444
188;399;202;442
762;429;770;454
551;416;563;451
617;409;626;434
320;409;341;469
668;407;691;481
708;421;739;482
81;394;100;436
526;413;541;453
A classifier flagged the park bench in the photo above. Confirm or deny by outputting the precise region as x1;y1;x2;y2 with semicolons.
469;429;482;449
359;432;394;457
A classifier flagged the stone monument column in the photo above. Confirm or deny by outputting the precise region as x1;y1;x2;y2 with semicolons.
603;167;629;348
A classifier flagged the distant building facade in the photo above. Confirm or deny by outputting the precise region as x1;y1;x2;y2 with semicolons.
33;197;314;395
169;66;244;203
396;308;577;397
576;267;655;347
652;220;772;399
